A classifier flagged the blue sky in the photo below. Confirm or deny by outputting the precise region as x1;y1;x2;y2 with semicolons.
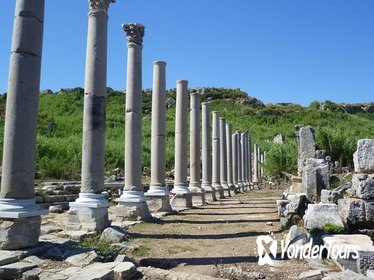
0;0;373;105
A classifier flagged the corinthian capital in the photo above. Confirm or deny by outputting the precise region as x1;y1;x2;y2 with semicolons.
123;23;145;46
89;0;115;11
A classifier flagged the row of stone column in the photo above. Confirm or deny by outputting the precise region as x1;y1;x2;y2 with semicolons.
0;0;264;250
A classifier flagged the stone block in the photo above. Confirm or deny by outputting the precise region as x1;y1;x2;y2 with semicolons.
354;139;374;173
66;262;117;280
66;251;98;267
49;205;63;213
338;198;374;229
353;174;374;200
303;204;344;230
298;270;323;280
65;206;110;232
0;250;24;266
0;262;37;279
0;217;41;250
170;193;192;211
276;200;289;217
100;227;128;243
113;262;137;280
285;194;309;216
145;195;173;212
358;251;374;275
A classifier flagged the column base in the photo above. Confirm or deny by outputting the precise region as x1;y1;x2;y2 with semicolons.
116;191;152;221
0;198;48;218
233;183;239;194
190;191;205;206
0;216;41;250
221;183;231;197
238;182;244;193
145;194;173;212
202;185;217;202
213;184;225;199
66;193;110;232
170;192;192;211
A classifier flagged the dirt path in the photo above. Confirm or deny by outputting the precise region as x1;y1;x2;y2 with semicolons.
126;188;337;279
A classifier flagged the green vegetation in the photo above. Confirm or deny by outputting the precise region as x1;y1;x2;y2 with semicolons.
322;222;344;234
75;234;119;262
0;88;373;180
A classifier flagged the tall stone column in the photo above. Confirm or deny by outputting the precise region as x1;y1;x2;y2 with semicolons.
145;61;172;212
117;23;152;221
260;153;265;179
248;133;253;189
226;124;234;194
0;0;48;250
241;132;248;191
212;112;224;198
67;0;114;232
232;133;239;194
188;90;205;205
220;118;230;197
171;80;192;209
253;144;259;184
237;131;244;192
201;102;216;202
257;145;262;180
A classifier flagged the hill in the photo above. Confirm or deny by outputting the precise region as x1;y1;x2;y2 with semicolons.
0;87;373;179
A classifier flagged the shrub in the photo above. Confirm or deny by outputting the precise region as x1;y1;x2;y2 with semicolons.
322;222;344;234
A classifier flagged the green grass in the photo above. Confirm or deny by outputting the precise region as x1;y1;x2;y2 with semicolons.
0;88;374;180
75;234;119;262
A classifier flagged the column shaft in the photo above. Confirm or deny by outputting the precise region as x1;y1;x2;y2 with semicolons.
237;131;243;191
226;124;234;190
189;92;201;189
232;133;239;192
212;112;224;197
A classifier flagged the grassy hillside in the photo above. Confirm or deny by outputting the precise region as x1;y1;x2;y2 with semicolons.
0;88;373;179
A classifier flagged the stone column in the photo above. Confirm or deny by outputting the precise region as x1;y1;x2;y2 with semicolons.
145;61;172;212
237;131;244;192
248;133;253;188
253;143;259;185
188;90;205;205
201;102;216;202
232;133;239;194
67;0;114;232
257;145;262;180
260;153;265;179
212;112;224;198
170;80;192;209
116;23;152;221
220;118;230;197
0;0;48;250
241;132;248;191
226;124;234;194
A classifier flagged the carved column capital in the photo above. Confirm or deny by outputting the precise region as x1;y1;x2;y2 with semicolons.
89;0;115;11
123;23;145;46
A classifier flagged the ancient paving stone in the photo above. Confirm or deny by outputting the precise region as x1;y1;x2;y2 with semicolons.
113;262;137;280
0;261;37;279
338;198;374;229
298;269;323;280
66;262;117;280
65;251;98;267
0;250;24;266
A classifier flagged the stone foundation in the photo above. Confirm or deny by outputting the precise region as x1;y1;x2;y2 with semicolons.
66;206;110;232
170;193;192;210
0;216;41;250
190;192;205;206
145;195;173;212
116;201;152;221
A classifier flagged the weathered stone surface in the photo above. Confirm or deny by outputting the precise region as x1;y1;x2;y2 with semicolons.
22;268;42;280
303;159;330;202
338;198;374;229
0;250;24;266
66;262;117;280
113;262;137;280
66;251;98;267
298;270;323;280
321;190;343;205
354;139;374;173
138;266;221;280
367;270;374;279
276;199;289;217
297;126;316;176
285;194;309;216
280;213;301;229
100;227;128;243
304;204;344;230
23;255;46;266
0;217;41;250
285;225;308;247
49;205;63;213
358;251;374;275
352;174;374;200
0;262;37;279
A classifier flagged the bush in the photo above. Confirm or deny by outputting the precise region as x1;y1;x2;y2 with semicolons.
322;222;344;234
263;140;297;177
